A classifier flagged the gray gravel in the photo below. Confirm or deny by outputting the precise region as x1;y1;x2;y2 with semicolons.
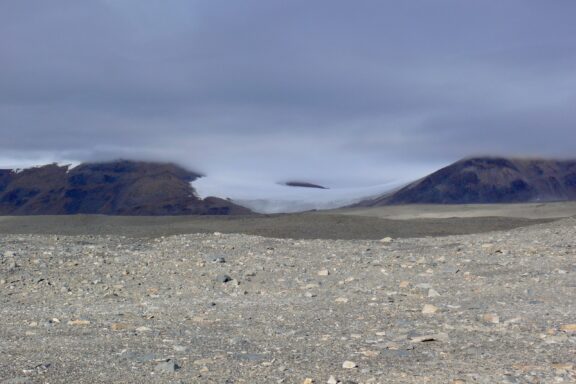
0;213;555;240
1;217;575;383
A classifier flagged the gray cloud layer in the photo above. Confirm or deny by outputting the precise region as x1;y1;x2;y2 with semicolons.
1;0;575;187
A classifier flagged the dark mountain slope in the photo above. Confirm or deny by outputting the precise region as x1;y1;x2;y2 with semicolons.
358;157;576;206
0;160;251;215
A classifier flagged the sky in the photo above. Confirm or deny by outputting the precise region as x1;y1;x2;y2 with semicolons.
1;1;576;207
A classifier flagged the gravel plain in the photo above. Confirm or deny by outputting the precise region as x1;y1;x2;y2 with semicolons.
0;210;575;383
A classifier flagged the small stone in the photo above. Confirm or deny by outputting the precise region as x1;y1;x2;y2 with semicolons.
399;281;410;288
560;324;576;332
173;345;188;352
216;274;232;283
68;319;91;326
380;237;393;244
327;376;338;384
342;361;357;369
410;333;449;343
302;379;314;384
136;326;151;332
482;313;500;324
335;297;349;303
193;358;212;365
317;269;330;276
111;323;130;331
154;359;178;373
422;304;438;314
304;292;316;298
428;289;441;297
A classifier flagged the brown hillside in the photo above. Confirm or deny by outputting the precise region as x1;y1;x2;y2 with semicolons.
0;160;251;215
358;157;576;206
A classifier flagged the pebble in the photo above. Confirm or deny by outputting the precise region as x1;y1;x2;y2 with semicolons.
68;319;91;326
559;324;576;332
422;304;438;314
302;379;314;384
342;361;357;369
327;376;338;384
410;333;449;343
111;323;130;331
154;359;178;373
428;288;441;297
317;269;330;276
482;313;500;324
216;274;232;283
335;297;349;303
379;237;393;244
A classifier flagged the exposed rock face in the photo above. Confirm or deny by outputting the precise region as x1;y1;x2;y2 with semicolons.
0;160;251;215
283;181;328;189
359;157;576;205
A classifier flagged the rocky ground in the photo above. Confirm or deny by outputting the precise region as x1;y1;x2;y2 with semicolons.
1;216;575;383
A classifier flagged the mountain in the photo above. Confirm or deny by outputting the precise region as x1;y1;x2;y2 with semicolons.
0;160;251;215
357;157;576;206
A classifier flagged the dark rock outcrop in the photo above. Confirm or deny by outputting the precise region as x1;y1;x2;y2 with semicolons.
0;160;251;215
358;157;576;206
283;181;328;189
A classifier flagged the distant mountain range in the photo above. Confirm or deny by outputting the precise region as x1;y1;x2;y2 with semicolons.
0;160;251;215
2;156;576;216
357;157;576;206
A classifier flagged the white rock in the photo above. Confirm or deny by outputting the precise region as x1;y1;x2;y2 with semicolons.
327;375;338;384
422;304;438;314
342;360;357;369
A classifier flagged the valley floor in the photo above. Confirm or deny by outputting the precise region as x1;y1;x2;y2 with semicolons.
0;204;575;383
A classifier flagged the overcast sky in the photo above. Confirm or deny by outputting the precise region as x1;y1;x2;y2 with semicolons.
1;0;575;194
